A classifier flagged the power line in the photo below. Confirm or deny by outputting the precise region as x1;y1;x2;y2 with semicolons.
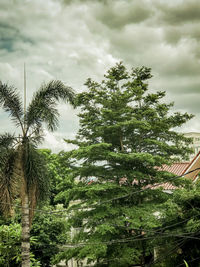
1;199;200;238
152;238;186;266
58;231;200;248
152;232;200;266
2;199;200;251
30;235;200;266
2;223;200;260
68;212;200;239
0;166;200;253
68;167;200;211
0;167;199;216
19;231;200;252
0;201;67;215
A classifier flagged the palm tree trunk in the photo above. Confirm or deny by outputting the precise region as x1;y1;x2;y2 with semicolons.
21;191;30;267
19;144;30;267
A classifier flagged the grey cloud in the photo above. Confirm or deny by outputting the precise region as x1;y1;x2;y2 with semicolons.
0;23;33;52
174;94;200;114
62;0;110;5
1;0;200;150
93;0;153;29
159;50;200;77
0;0;117;148
163;23;200;53
162;79;200;96
89;7;200;80
156;0;200;25
62;0;153;29
0;23;19;52
163;27;183;45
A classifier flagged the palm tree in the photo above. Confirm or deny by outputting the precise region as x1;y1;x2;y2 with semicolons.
0;80;75;267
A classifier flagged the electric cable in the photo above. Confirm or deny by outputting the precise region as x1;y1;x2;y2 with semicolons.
0;167;199;215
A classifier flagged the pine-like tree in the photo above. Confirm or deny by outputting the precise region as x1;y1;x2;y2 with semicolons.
56;63;193;266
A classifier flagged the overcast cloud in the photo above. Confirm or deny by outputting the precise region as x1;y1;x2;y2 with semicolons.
0;0;200;151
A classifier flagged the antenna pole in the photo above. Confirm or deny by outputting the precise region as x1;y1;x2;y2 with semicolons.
24;63;26;129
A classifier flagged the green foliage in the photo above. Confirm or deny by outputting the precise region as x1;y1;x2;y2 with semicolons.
24;145;50;201
55;62;193;266
0;78;75;266
0;223;21;266
40;149;74;205
26;80;75;133
0;82;23;128
31;205;68;267
0;203;69;266
152;184;200;266
0;223;41;267
0;78;75;216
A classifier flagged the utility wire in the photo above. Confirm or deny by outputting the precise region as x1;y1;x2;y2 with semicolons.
68;167;200;211
1;199;200;238
1;206;200;243
55;232;200;248
0;166;199;215
68;212;200;238
27;231;200;251
31;236;199;266
152;238;186;266
152;231;200;266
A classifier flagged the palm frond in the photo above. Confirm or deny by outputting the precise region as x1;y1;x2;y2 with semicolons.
0;133;16;148
27;127;44;145
26;80;75;133
0;134;19;216
22;143;49;222
0;149;19;217
0;82;24;130
22;143;49;219
0;133;17;180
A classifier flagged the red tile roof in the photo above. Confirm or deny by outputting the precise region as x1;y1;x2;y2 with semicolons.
157;152;200;190
160;162;190;176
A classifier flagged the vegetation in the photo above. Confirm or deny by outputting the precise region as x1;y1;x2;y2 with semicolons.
0;80;75;267
153;184;200;266
40;149;73;206
30;205;68;267
54;63;194;266
0;222;22;266
0;221;41;266
0;63;200;266
0;150;71;266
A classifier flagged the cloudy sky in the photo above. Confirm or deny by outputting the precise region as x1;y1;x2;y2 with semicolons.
0;0;200;151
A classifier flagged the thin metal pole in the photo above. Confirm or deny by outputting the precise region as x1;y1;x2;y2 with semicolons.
24;63;26;129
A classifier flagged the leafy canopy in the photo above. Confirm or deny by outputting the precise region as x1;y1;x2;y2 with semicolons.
0;79;75;218
55;63;193;266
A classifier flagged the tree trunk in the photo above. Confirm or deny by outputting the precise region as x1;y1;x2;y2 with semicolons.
16;144;31;267
16;145;31;267
120;135;124;152
21;192;30;267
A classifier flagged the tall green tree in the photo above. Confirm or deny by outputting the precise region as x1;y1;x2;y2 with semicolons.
0;80;75;267
55;63;193;266
153;184;200;267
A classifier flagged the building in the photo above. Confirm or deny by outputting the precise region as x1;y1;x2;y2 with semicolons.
183;132;200;160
